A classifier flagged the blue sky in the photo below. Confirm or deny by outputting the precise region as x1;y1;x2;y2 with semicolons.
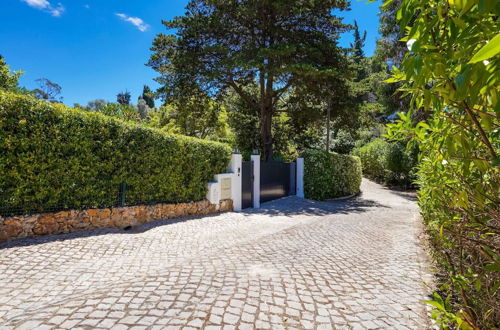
0;0;381;106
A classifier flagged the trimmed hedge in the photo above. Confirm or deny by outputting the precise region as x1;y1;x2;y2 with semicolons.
0;91;232;215
303;149;362;200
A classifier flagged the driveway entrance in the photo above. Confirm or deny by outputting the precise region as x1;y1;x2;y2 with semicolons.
0;179;432;329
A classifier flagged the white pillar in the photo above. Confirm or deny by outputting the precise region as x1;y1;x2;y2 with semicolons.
229;154;242;211
296;157;304;198
251;154;260;208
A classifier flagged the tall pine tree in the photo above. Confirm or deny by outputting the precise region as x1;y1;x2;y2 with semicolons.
148;0;350;160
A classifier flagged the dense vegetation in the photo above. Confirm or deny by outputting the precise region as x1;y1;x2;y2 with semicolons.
386;0;500;327
2;1;498;326
0;91;231;216
353;138;418;187
303;150;362;200
148;0;352;161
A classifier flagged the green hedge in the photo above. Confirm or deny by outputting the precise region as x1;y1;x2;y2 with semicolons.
0;91;231;215
303;149;362;200
352;139;389;181
352;138;418;186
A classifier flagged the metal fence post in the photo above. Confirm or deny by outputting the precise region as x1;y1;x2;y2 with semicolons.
119;182;127;207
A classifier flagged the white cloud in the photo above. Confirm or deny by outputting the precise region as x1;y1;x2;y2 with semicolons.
49;3;64;16
115;13;149;32
21;0;50;9
21;0;65;17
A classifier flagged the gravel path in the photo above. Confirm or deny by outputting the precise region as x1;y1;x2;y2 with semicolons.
0;179;433;329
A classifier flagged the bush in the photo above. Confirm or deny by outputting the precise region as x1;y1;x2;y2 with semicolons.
303;149;362;200
388;0;499;325
352;139;389;181
330;130;355;154
0;91;232;216
353;138;417;186
385;141;418;185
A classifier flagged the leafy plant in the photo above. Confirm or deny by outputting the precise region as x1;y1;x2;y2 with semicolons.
353;138;418;186
303;149;362;200
0;91;231;216
0;56;23;93
331;130;356;155
352;139;390;181
385;0;500;327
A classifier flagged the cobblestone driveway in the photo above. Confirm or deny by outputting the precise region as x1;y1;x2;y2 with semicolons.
0;179;433;329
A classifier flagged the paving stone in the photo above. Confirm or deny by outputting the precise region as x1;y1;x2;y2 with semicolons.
0;180;432;329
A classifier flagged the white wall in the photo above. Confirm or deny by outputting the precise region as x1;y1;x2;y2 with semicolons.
206;154;242;211
251;154;260;208
296;157;304;198
229;154;242;211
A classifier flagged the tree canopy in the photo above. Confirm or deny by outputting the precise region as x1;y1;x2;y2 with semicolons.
0;56;23;93
33;78;63;103
148;0;351;160
117;91;131;106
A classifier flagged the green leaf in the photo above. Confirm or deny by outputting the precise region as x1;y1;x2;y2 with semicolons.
469;34;500;63
384;76;400;83
423;300;446;312
484;264;500;272
475;279;482;291
381;0;395;8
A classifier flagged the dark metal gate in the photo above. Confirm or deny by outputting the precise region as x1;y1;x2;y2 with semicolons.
260;161;296;204
241;161;253;209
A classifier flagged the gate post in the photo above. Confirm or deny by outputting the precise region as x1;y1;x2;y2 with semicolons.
251;154;260;208
296;157;304;198
229;154;242;211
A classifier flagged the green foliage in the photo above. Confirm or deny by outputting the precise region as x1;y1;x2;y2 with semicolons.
149;92;229;140
33;78;63;103
92;102;142;122
353;138;417;186
224;89;309;161
330;130;355;154
376;0;407;67
148;0;351;160
0;91;231;215
385;140;418;182
353;139;390;181
116;91;131;106
0;56;23;93
350;21;367;61
385;0;500;327
303;149;362;200
140;85;155;108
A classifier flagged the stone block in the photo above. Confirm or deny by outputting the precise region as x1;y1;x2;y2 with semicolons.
0;198;234;242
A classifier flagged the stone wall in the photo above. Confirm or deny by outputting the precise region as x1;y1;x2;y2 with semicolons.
0;199;233;243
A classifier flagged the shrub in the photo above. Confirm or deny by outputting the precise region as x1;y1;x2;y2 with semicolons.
303;149;362;200
0;91;232;216
353;138;417;186
330;130;355;154
387;0;499;326
352;138;389;181
385;141;418;186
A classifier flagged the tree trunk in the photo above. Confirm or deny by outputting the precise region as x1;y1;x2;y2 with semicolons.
260;67;274;161
326;98;332;152
260;101;273;161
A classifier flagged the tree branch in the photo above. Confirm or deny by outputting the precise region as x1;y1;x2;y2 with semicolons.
227;74;258;110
